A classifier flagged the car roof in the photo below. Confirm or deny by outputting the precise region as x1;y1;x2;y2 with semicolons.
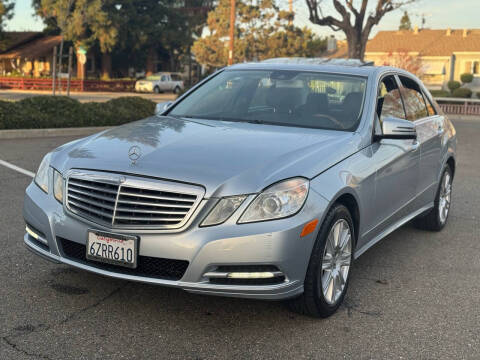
228;58;391;77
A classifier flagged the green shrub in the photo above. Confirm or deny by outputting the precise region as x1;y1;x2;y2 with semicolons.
429;90;450;98
477;92;480;99
105;97;156;121
0;96;156;129
447;80;461;92
0;100;21;129
452;87;473;98
16;96;85;128
460;73;474;84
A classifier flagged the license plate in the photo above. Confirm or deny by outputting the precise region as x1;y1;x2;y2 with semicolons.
86;230;138;269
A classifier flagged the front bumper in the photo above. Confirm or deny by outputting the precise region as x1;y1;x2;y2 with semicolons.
23;181;328;300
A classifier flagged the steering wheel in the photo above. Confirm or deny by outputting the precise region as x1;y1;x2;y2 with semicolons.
313;113;346;130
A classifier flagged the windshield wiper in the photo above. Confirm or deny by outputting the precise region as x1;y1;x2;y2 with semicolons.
174;114;269;125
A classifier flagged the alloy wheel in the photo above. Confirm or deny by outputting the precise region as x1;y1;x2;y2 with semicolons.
320;219;352;305
439;171;452;224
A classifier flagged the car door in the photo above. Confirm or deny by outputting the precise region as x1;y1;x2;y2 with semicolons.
162;74;172;91
398;75;444;207
364;74;421;242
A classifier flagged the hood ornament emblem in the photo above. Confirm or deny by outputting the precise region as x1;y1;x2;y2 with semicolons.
128;145;142;165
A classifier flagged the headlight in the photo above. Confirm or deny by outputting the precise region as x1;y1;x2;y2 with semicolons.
201;196;247;227
34;153;52;193
239;178;309;223
53;170;64;203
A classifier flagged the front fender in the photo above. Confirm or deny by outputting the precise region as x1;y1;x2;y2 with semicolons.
309;146;376;244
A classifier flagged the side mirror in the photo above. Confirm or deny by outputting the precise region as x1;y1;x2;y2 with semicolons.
376;116;417;140
155;101;173;115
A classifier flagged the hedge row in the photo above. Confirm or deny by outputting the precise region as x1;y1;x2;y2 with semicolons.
0;96;156;130
429;90;451;98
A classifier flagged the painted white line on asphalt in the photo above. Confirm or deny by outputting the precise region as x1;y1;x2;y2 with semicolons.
0;159;35;178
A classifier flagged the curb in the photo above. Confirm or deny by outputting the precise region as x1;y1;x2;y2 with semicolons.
0;126;111;139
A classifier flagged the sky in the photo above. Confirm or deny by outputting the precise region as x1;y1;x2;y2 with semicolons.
6;0;480;39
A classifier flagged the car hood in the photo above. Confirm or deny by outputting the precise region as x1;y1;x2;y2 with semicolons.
52;116;361;197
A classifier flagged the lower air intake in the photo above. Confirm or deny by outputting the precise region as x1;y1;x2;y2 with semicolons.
58;237;189;281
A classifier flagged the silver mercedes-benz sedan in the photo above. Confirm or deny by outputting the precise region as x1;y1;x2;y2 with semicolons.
23;59;456;317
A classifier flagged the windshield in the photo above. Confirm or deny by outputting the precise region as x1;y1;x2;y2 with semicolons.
168;70;367;131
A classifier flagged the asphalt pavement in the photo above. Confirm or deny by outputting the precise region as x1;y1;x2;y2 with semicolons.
0;90;176;103
0;117;479;359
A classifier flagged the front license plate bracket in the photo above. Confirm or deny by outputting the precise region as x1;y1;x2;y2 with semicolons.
86;230;139;269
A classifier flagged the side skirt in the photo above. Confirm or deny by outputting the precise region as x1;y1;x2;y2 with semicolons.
354;203;433;259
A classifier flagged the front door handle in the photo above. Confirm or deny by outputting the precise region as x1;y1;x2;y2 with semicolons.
438;123;445;134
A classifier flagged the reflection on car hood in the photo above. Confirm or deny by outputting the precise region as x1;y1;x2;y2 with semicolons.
52;116;361;197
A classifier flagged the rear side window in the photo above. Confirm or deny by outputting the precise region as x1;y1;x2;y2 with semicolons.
377;75;406;124
399;76;428;121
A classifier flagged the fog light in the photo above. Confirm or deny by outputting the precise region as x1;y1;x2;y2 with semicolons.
26;225;48;245
204;270;284;279
227;272;277;279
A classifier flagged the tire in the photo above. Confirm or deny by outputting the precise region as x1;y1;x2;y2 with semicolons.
288;204;354;318
173;86;181;95
153;86;161;94
414;165;453;231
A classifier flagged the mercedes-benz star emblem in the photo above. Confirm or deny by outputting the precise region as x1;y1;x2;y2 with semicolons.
128;145;142;164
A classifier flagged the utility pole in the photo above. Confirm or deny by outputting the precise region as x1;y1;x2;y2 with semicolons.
57;37;64;94
52;46;57;96
67;46;73;96
289;0;293;26
228;0;235;66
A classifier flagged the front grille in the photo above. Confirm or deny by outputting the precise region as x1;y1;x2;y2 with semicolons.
66;172;203;229
58;237;189;281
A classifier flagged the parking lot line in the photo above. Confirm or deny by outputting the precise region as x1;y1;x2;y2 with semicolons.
0;159;35;178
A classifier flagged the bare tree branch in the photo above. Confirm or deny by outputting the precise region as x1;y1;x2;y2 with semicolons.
304;0;418;59
306;0;344;32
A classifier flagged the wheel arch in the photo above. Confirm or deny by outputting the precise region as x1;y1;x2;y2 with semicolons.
334;193;360;247
446;156;455;178
320;190;361;249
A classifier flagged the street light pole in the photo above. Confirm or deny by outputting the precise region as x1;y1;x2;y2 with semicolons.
228;0;235;66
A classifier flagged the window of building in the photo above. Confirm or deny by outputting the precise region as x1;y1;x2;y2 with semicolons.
473;61;480;75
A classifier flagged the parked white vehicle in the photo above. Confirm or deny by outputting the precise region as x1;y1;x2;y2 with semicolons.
135;72;184;94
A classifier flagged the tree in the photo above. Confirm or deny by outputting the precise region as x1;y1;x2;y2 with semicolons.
35;0;117;78
380;50;425;77
398;10;411;30
192;0;326;67
0;0;14;47
305;0;416;60
34;0;214;77
101;1;211;75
